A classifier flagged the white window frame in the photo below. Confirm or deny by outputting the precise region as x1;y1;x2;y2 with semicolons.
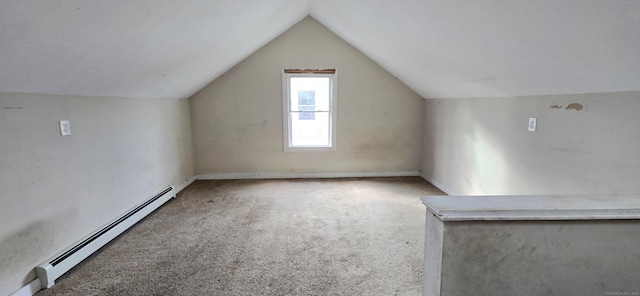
282;70;337;152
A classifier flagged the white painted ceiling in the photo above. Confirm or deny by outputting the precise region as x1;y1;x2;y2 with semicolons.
0;0;308;99
1;0;639;99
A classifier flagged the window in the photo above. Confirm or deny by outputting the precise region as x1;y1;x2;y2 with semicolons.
282;69;337;151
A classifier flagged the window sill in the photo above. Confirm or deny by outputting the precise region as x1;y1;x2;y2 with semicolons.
284;146;336;152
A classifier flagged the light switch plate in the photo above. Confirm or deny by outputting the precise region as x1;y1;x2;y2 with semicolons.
59;120;71;136
528;117;537;132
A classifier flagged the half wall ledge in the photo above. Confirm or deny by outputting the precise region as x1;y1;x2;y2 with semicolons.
421;194;640;221
420;194;640;296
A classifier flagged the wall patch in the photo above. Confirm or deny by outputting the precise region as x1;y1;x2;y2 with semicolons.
565;103;584;111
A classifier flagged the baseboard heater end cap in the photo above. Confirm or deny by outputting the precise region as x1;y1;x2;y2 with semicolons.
35;263;55;289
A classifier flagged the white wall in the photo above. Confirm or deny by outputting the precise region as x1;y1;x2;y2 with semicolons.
190;17;424;176
421;91;640;195
0;93;194;295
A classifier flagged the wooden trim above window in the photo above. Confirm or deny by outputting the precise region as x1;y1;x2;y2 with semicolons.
283;69;336;74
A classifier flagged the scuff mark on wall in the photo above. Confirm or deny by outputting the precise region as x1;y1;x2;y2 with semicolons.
565;103;584;111
549;104;563;109
0;209;76;287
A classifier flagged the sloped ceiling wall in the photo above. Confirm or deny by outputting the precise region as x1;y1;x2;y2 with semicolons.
0;0;307;99
310;0;640;99
1;0;639;99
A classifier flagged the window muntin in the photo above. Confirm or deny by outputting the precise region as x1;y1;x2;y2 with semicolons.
283;70;336;151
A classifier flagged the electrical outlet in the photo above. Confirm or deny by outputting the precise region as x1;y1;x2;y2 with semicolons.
59;120;71;136
528;117;537;132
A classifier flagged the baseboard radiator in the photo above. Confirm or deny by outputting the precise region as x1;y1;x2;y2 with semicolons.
35;186;176;289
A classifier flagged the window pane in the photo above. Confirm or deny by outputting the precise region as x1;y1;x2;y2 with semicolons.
298;91;315;106
298;111;315;120
290;77;330;111
290;112;330;146
297;91;315;120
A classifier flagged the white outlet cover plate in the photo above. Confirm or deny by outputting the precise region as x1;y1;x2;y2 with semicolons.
528;117;537;132
59;120;71;136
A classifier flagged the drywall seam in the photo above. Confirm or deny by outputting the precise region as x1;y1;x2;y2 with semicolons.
198;171;421;180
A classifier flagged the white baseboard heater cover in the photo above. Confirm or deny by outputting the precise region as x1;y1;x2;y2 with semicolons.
35;186;176;289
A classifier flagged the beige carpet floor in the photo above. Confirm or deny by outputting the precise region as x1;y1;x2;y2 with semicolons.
36;177;445;295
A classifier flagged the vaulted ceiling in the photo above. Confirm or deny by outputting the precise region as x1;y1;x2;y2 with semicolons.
1;0;639;99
